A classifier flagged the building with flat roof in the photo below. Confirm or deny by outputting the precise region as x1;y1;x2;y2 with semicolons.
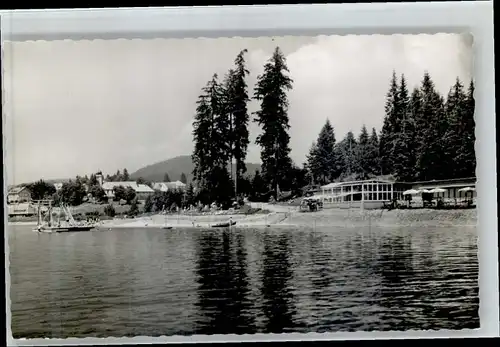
316;177;476;209
318;179;406;209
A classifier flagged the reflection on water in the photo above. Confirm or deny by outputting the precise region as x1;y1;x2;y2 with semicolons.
260;232;297;333
194;231;255;334
9;225;479;338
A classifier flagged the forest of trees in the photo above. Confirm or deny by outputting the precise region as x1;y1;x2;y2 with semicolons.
22;65;475;211
192;47;476;207
192;47;305;207
306;72;476;185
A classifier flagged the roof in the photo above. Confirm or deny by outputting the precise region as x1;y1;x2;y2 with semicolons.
152;181;186;191
321;179;395;189
404;177;476;185
411;182;476;190
167;180;186;188
152;183;169;191
102;181;154;193
8;186;29;195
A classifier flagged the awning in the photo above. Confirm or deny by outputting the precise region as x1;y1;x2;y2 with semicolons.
403;189;420;195
429;188;446;193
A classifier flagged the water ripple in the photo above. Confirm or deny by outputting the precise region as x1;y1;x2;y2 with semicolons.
9;224;479;338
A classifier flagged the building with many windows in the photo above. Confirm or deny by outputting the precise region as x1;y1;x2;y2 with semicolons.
318;179;406;209
316;177;476;209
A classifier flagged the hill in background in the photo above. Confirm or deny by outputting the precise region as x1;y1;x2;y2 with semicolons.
130;155;261;183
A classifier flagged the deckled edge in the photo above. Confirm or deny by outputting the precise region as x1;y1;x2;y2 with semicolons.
2;1;497;345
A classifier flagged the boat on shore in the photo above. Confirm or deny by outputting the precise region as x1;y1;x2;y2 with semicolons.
212;220;237;228
33;200;97;233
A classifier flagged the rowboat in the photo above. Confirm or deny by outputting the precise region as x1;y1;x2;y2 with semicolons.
212;220;237;228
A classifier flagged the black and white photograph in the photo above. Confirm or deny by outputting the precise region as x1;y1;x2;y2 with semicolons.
3;22;484;339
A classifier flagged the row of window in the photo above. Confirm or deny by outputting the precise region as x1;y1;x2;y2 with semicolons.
323;183;398;193
323;191;400;202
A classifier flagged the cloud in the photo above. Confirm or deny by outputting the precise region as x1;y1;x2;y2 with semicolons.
3;34;472;184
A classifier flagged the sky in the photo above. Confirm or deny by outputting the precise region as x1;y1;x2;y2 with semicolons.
3;33;473;185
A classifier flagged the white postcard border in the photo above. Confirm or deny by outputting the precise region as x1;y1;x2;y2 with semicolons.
1;1;497;345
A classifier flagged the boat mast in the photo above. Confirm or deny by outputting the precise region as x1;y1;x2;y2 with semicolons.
63;203;77;225
48;201;53;226
37;201;41;226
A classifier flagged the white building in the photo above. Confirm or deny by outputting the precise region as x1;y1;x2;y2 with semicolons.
152;181;186;192
316;177;476;209
318;179;404;210
101;181;154;201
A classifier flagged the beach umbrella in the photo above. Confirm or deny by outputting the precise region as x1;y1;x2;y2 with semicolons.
458;187;475;192
419;189;432;194
429;188;446;193
403;189;420;195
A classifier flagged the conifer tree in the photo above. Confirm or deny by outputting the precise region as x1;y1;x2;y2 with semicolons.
122;168;130;181
336;131;358;179
306;119;338;184
180;173;187;184
163;173;171;182
192;88;214;187
355;125;371;179
253;47;294;196
305;142;320;184
379;71;400;175
230;50;250;184
250;170;267;200
185;183;195;206
415;72;447;180
393;74;417;181
443;78;467;178
192;74;232;203
367;128;381;176
462;80;476;177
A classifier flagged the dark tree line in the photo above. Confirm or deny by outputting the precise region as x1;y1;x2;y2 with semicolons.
192;47;301;206
306;72;476;184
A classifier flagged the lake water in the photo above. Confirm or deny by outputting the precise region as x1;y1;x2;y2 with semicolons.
8;224;479;338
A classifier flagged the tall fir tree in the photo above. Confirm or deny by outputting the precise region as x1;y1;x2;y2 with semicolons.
379;71;400;175
192;90;214;187
355;125;371;179
443;78;467;178
367;127;381;176
462;80;476;177
229;49;250;188
305;142;320;185
392;74;417;181
307;119;338;185
336;131;358;179
415;72;448;180
192;74;232;203
253;47;294;196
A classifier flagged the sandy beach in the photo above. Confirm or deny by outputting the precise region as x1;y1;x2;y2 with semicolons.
9;204;476;230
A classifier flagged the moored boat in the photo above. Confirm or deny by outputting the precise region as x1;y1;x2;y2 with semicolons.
212;220;237;228
33;200;97;233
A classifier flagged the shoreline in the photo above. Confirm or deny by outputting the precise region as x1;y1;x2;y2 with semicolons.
8;208;477;229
